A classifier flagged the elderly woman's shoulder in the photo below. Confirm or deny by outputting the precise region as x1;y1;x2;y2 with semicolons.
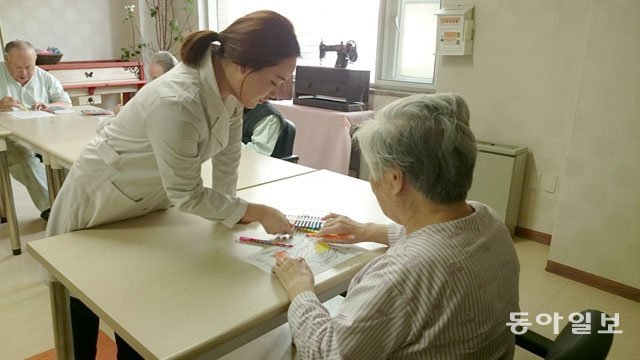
466;201;505;225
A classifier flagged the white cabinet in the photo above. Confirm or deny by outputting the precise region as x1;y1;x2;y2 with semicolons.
468;141;528;236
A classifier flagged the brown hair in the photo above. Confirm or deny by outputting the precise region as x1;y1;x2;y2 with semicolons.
180;10;300;69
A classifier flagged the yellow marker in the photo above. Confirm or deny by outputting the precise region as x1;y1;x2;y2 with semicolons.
315;241;331;254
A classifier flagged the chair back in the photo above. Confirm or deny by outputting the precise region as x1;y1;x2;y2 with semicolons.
516;309;614;360
545;309;614;360
271;118;296;159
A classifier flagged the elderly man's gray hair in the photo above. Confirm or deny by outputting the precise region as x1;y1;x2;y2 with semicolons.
4;40;36;55
354;93;477;204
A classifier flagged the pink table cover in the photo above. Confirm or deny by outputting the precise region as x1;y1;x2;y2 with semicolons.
270;100;374;175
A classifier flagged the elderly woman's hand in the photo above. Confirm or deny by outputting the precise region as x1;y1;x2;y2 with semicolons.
317;213;391;245
272;256;314;302
315;213;366;244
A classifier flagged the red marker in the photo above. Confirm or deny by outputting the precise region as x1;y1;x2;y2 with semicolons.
238;236;293;248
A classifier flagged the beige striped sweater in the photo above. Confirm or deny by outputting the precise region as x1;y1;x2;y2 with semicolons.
288;201;520;359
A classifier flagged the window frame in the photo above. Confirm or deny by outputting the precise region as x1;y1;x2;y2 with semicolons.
375;0;440;92
202;0;440;92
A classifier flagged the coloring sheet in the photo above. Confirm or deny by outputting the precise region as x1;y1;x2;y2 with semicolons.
9;111;55;119
242;231;365;275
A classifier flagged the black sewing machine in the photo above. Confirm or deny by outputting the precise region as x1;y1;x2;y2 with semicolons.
293;65;370;111
319;40;358;68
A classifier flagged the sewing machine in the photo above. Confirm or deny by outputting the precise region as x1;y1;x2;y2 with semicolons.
319;40;358;68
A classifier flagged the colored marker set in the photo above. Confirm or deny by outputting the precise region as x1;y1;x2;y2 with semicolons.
287;215;324;232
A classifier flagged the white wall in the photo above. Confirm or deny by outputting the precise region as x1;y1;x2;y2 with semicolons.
436;0;590;235
377;0;639;288
549;0;640;288
0;0;125;61
436;0;640;288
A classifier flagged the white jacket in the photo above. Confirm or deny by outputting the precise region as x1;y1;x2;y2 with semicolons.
46;54;247;236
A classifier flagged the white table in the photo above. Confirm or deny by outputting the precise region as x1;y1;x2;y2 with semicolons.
270;100;373;175
0;107;101;201
28;170;389;359
49;137;317;191
0;109;316;195
0;108;315;256
203;149;316;190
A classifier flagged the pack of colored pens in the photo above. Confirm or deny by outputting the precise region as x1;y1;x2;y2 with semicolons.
287;214;324;231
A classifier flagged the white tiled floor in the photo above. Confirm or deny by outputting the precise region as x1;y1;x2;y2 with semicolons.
0;180;638;359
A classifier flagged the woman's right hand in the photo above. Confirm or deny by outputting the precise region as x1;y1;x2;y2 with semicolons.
241;203;293;235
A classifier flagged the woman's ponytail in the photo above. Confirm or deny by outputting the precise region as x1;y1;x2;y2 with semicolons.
180;30;220;67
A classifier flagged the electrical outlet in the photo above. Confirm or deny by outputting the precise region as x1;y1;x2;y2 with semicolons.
541;173;558;193
78;95;102;105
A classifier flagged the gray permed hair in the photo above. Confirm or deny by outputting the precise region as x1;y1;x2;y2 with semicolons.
354;93;477;204
149;51;178;75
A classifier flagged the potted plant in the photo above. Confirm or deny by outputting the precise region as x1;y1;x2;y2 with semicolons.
121;0;194;62
35;46;63;65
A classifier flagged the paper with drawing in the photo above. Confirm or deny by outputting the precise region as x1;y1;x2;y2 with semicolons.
242;231;365;275
9;110;55;119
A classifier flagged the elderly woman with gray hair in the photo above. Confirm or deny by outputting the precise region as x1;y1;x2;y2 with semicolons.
148;50;178;80
273;93;520;359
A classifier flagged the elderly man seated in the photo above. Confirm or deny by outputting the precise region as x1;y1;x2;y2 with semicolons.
273;93;521;359
0;40;71;220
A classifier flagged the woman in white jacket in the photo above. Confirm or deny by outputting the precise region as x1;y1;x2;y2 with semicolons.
47;10;300;359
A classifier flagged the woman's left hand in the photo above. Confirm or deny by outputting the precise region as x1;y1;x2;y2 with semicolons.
242;203;293;235
272;256;314;302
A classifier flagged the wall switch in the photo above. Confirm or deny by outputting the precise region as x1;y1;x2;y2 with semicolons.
528;171;541;190
541;173;558;193
78;95;102;105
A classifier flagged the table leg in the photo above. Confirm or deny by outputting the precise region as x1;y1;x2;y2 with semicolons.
43;154;56;204
51;158;66;199
123;92;132;104
50;281;74;360
0;139;21;255
0;175;6;223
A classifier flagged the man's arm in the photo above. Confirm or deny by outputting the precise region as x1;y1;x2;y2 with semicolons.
41;70;71;109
